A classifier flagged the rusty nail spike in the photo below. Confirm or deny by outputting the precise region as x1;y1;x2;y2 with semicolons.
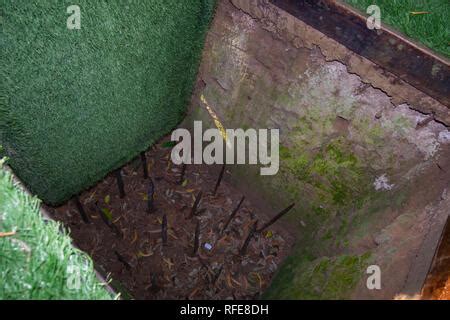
240;220;258;256
115;169;125;198
141;152;149;179
178;163;186;185
188;190;203;219
74;195;90;224
222;196;245;233
115;251;131;270
257;203;295;233
213;164;226;195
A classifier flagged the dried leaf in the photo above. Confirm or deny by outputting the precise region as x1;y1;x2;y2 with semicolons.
131;230;138;244
137;250;153;258
163;258;174;270
168;229;179;240
0;231;16;238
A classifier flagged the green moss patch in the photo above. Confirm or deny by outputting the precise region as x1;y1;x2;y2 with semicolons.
264;252;371;299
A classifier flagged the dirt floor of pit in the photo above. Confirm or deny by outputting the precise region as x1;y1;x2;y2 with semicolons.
45;136;295;300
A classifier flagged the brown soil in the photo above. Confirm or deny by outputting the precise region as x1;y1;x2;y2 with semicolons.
46;136;294;300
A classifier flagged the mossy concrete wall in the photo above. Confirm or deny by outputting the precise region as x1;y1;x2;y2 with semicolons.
184;0;450;299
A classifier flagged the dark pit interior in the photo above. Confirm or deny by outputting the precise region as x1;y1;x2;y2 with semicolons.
45;135;294;299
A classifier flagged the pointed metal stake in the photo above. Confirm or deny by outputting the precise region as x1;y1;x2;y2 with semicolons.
187;191;203;219
74;196;90;224
140;152;149;179
115;251;132;270
115;169;125;198
222;196;245;233
178;163;186;185
257;203;295;233
213;164;226;195
240;220;258;256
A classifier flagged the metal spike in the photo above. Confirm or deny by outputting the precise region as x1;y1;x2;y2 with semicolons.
257;203;295;233
240;220;258;256
222;196;245;233
213;164;226;195
74;196;90;224
140;152;149;179
115;169;125;198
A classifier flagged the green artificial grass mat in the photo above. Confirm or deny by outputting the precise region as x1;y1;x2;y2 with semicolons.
0;158;113;299
0;0;216;205
345;0;450;58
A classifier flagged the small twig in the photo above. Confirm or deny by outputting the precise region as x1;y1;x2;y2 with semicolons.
222;196;245;233
74;196;90;224
193;220;200;256
147;178;155;213
115;169;126;198
0;231;16;238
240;220;258;256
187;191;203;219
141;152;149;179
257;203;295;233
161;214;168;246
178;163;186;185
213;164;226;195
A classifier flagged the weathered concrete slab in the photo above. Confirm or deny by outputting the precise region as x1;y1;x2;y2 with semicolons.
270;0;450;108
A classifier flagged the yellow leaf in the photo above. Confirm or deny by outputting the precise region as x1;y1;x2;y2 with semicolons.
131;230;138;244
104;195;110;204
102;208;113;221
137;250;153;257
410;11;431;15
